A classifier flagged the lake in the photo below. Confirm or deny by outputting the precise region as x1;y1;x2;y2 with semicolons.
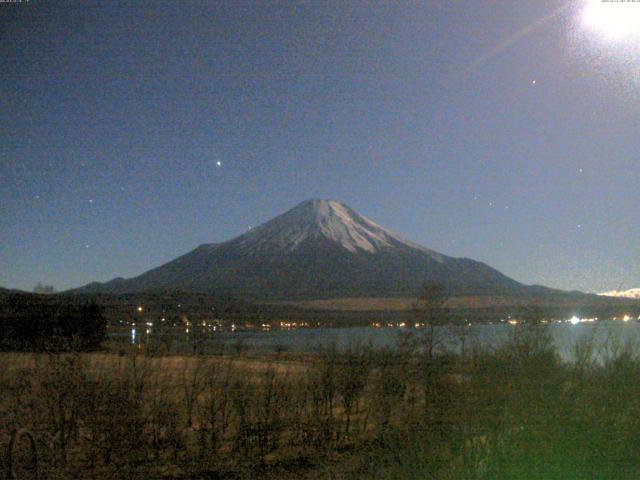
115;320;640;361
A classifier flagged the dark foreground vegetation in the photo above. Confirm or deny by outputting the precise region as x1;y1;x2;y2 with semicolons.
0;295;106;352
2;318;640;479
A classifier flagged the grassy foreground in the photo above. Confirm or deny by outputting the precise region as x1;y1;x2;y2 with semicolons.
2;323;640;479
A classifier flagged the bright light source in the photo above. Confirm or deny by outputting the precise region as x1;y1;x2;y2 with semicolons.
569;316;581;325
623;315;631;322
582;0;640;40
137;306;143;312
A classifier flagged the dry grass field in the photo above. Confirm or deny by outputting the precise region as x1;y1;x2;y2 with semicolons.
4;324;640;479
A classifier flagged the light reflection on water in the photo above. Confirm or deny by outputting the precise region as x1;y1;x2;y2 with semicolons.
113;321;640;361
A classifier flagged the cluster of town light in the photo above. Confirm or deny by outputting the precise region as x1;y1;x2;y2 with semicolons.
368;315;639;329
130;304;638;343
568;315;638;325
279;321;309;329
377;322;438;328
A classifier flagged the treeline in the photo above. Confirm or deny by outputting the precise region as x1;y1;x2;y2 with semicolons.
0;294;107;351
46;290;640;328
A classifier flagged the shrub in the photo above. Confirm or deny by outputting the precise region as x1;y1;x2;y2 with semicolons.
0;296;107;351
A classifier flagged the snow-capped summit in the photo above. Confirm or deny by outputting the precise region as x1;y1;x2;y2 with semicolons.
599;288;640;299
74;199;553;299
233;199;442;257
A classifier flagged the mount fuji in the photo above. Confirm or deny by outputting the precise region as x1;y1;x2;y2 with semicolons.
76;199;558;300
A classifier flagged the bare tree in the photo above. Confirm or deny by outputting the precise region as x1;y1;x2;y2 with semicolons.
413;283;450;360
449;314;474;361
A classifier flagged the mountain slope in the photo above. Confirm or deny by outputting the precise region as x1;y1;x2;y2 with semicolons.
75;199;558;300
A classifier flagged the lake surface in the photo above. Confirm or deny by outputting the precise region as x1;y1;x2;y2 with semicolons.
116;321;640;361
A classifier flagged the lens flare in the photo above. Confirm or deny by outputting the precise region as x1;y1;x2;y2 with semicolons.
582;0;640;40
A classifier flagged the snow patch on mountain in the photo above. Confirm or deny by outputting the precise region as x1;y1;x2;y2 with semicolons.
313;200;395;253
599;288;640;299
233;199;443;259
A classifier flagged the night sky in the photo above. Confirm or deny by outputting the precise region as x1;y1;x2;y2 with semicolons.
1;1;639;293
